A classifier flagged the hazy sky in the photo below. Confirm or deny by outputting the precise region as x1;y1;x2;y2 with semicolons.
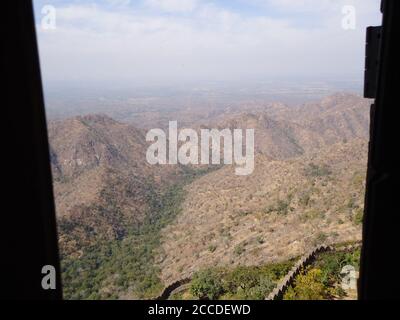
33;0;382;88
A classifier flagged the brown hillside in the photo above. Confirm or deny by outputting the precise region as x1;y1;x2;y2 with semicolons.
157;139;368;284
48;114;182;258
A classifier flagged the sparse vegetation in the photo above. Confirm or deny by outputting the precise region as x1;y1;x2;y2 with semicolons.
313;232;328;246
60;167;211;299
256;236;265;244
267;198;291;215
233;243;246;256
347;197;356;210
304;163;332;178
354;208;364;225
301;209;320;222
276;199;290;215
298;191;312;207
51;93;369;300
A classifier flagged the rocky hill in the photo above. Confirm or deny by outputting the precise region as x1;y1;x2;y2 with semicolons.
47;93;371;298
157;139;367;284
200;93;370;160
48;114;183;258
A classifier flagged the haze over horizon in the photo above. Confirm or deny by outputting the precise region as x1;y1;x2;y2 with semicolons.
34;0;381;91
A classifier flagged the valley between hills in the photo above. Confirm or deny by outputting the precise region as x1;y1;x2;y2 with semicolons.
47;92;371;299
